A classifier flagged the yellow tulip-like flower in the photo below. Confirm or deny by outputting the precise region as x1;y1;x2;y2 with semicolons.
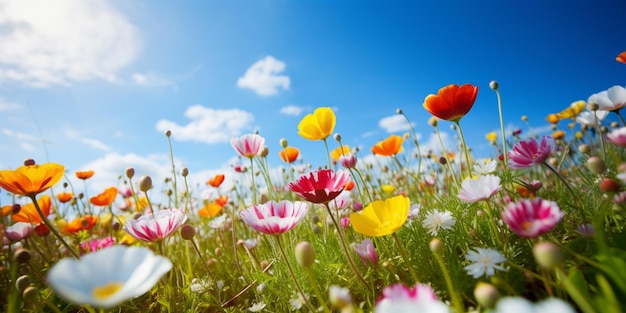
350;195;409;237
0;162;65;197
330;145;351;161
298;107;336;141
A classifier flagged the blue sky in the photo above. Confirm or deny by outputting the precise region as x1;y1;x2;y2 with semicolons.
1;0;625;204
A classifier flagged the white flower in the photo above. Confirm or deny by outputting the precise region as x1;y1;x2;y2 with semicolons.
588;85;626;112
47;246;172;308
472;159;497;175
249;301;266;312
375;299;450;313
208;214;229;229
422;210;456;236
189;278;210;294
408;204;421;220
457;175;501;203
329;285;352;309
289;293;309;311
576;110;608;126
464;247;507;279
492;296;575;313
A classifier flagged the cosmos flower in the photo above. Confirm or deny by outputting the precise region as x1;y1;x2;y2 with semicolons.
279;146;300;163
371;134;404;156
47;245;172;308
501;198;564;238
289;169;351;204
352;238;379;266
587;85;626;112
422;210;456;236
464;247;507;278
507;136;554;169
298;107;336;141
350;195;410;237
423;83;478;122
230;134;266;158
457;175;501;203
0;162;65;197
375;283;448;313
123;208;188;242
606;127;626;147
79;236;115;254
472;159;497;175
240;200;309;235
90;187;118;206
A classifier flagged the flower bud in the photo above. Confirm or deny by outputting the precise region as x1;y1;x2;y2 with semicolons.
588;102;599;111
611;121;619;128
429;238;443;255
14;249;32;264
16;275;31;292
396;108;403;114
599;178;621;193
181;167;189;177
23;158;35;166
586;156;606;174
165;130;172;137
280;138;288;148
295;241;315;268
474;282;499;309
489;80;499;90
138;175;153;192
11;204;21;215
521;115;528;122
180;224;196;240
533;241;563;270
578;144;590;155
334;133;342;142
21;286;37;301
548;157;559;167
428;117;438;127
329;285;352;309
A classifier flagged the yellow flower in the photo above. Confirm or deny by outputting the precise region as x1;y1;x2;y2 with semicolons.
298;107;336;141
485;131;497;144
0;162;65;197
330;145;351;161
381;185;396;195
552;130;566;140
350;195;409;237
556;100;586;120
546;114;560;124
575;132;583;140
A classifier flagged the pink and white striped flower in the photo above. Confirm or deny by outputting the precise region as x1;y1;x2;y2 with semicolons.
230;134;265;158
123;208;188;242
507;136;554;169
606;127;626;147
501;198;564;238
375;283;448;313
240;200;309;235
289;169;351;204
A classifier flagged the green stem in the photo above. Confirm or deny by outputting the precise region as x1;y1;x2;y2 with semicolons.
305;268;331;313
392;233;419;283
323;138;332;170
275;235;316;312
29;195;80;259
434;125;459;187
166;134;179;208
432;247;464;313
249;157;257;204
493;87;508;165
483;201;503;247
455;121;473;178
555;267;597;313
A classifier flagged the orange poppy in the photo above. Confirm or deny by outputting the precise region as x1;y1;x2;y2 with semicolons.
0;162;65;197
62;215;99;234
344;180;355;191
423;84;478;122
75;170;95;180
617;51;626;64
198;202;223;218
13;195;52;224
330;145;351;161
207;174;225;188
90;186;118;206
215;195;229;207
57;192;73;203
279;147;300;163
371;135;404;156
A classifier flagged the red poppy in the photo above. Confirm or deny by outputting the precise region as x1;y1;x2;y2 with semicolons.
75;170;95;180
423;84;478;122
13;195;52;224
279;147;300;163
90;187;118;206
207;174;225;188
617;51;626;64
371;135;404;156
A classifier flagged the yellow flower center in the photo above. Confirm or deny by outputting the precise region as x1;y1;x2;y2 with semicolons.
92;281;123;299
521;221;533;231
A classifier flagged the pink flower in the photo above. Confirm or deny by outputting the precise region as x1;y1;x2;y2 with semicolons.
606;127;626;147
4;222;33;241
230;134;265;158
457;174;501;203
378;283;437;303
375;282;449;313
340;217;350;228
79;236;114;254
352;239;378;267
240;200;309;235
339;153;357;169
124;208;188;242
289;169;351;204
501;198;564;238
507;136;554;169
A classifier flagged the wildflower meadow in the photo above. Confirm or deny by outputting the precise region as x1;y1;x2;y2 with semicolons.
3;53;626;312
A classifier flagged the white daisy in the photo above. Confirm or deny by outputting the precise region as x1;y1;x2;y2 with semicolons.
457;175;501;203
472;159;497;175
464;247;507;279
422;210;456;236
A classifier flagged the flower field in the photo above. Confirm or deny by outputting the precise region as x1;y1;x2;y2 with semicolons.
3;58;626;312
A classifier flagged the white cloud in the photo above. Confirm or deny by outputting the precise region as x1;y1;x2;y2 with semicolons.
237;56;290;96
279;105;305;116
132;72;175;88
0;0;141;87
421;131;456;155
155;105;255;144
64;128;111;151
1;128;39;141
0;98;21;111
379;115;414;133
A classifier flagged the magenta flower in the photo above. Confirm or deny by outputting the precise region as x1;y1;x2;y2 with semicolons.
123;208;188;242
80;236;115;254
507;136;554;169
375;282;449;313
230;134;265;158
339;153;357;169
378;283;437;303
501;198;564;238
289;169;351;204
4;222;33;241
457;174;501;203
352;239;379;267
606;127;626;147
240;200;309;235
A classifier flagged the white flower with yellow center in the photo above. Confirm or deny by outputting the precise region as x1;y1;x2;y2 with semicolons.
47;245;172;308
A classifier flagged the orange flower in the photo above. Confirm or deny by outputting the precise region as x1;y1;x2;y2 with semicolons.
371;135;404;156
279;147;300;163
199;202;223;218
75;170;95;180
552;130;566;140
617;51;626;64
0;162;65;197
90;187;118;206
330;145;351;161
546;114;560;124
423;84;478;122
207;174;225;188
2;205;12;217
57;192;73;203
344;180;355;191
215;195;229;207
13;195;52;224
62;215;98;234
